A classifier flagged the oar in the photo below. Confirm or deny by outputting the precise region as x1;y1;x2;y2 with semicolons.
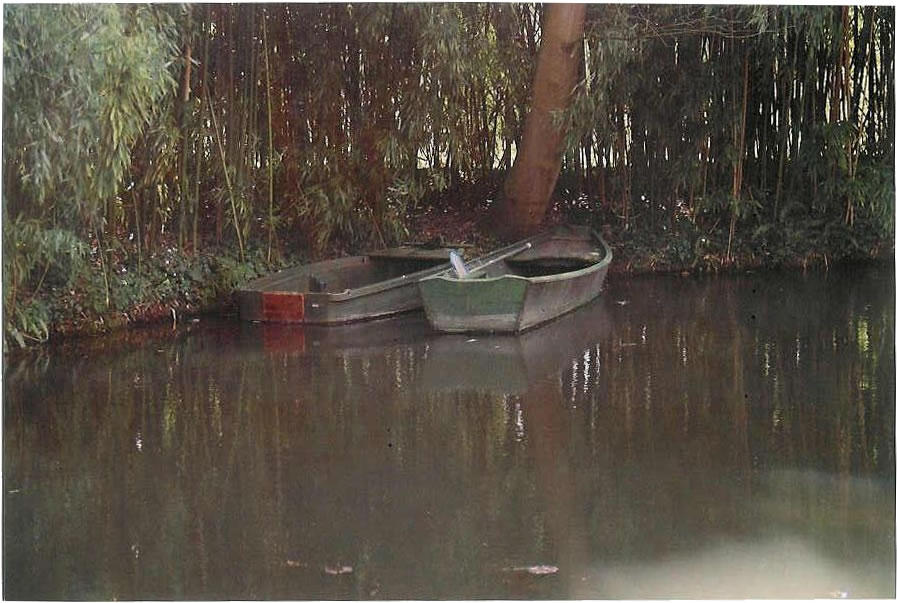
452;241;533;279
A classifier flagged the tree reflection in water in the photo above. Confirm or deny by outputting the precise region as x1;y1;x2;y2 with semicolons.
4;266;894;599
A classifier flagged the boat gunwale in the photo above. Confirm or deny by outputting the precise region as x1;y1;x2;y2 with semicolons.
314;259;452;302
239;252;455;303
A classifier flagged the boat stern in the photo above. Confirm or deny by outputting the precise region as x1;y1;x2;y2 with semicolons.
238;289;307;322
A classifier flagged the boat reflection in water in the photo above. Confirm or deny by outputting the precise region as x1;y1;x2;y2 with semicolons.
240;311;435;357
419;296;611;395
240;293;612;399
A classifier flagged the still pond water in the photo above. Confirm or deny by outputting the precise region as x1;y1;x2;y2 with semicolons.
4;266;895;599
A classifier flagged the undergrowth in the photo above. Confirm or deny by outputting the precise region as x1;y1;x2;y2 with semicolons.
5;244;302;349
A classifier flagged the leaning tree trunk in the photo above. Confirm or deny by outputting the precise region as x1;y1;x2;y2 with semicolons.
490;3;586;240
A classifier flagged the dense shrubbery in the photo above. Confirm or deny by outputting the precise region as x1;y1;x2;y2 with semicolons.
3;4;894;347
5;244;294;347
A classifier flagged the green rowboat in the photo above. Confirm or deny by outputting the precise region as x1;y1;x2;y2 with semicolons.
419;225;612;333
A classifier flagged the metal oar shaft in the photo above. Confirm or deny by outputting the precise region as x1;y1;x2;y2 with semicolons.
463;242;532;277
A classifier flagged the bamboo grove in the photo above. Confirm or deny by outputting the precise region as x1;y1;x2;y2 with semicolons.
2;4;894;342
567;5;895;261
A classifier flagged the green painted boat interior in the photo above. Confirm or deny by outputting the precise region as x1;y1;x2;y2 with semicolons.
465;241;605;280
504;257;597;278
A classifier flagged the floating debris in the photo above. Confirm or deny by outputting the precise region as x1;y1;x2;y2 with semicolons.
615;300;630;306
504;564;559;576
283;559;352;575
828;590;849;599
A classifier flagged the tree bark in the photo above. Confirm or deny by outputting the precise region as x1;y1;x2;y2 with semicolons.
490;3;585;240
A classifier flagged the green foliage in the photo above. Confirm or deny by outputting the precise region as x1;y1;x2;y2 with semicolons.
3;4;182;345
3;4;180;224
560;4;892;259
7;299;50;349
3;242;293;347
3;218;88;288
2;4;893;346
3;217;89;346
264;4;536;250
852;162;896;238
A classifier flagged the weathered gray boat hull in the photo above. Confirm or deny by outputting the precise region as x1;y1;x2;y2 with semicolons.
237;248;455;324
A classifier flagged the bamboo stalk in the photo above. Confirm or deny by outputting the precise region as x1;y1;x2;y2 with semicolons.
193;16;208;254
263;12;275;263
133;191;142;267
774;30;796;222
95;226;111;309
727;48;750;264
220;6;236;245
207;86;245;262
242;7;258;246
178;27;193;252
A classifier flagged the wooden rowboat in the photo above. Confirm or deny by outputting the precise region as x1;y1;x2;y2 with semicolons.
237;246;458;324
418;225;612;333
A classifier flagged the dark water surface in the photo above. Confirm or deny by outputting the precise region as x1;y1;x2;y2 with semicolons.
4;266;895;599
